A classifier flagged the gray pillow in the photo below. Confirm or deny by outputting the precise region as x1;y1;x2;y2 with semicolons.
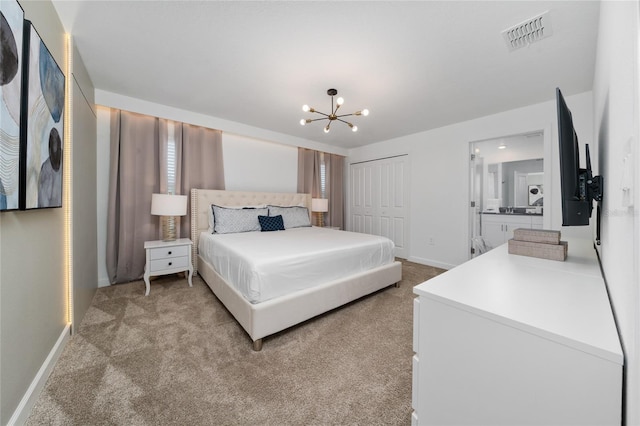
268;205;311;229
208;204;266;233
213;205;268;234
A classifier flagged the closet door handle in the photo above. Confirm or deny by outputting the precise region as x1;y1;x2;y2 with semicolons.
168;262;173;266
168;251;172;255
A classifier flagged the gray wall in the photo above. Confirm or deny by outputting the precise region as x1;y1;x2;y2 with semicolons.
0;1;97;422
71;42;98;329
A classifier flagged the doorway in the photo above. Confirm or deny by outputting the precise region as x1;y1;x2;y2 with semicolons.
469;132;545;257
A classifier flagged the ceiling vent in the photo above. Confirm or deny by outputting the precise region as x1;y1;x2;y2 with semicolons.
502;11;553;52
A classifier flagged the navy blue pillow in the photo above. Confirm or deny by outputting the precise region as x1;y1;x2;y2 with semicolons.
258;215;285;232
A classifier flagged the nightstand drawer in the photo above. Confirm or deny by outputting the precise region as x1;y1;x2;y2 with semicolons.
148;245;189;261
149;255;189;272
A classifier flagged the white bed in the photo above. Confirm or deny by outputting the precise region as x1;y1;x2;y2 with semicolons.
190;188;402;350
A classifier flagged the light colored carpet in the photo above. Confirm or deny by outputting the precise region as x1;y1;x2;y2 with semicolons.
26;260;443;425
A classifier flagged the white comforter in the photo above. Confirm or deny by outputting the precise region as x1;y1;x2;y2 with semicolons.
198;227;395;303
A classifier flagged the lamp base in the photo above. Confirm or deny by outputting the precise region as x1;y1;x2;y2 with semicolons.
314;211;325;227
161;216;178;241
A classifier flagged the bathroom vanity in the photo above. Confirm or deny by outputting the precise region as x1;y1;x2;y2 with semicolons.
481;212;543;249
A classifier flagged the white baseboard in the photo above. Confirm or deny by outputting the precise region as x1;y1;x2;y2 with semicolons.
98;277;110;287
407;256;455;271
7;324;71;426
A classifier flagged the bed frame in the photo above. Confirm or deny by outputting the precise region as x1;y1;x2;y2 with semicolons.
190;189;402;351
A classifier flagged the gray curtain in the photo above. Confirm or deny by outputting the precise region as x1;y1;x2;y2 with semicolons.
325;153;344;229
297;148;344;228
178;123;225;238
106;110;160;284
107;112;225;284
297;148;320;197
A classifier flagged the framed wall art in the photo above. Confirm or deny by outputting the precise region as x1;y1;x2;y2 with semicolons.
20;19;65;210
0;0;24;211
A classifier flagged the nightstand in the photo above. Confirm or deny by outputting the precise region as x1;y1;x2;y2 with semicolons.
143;238;193;296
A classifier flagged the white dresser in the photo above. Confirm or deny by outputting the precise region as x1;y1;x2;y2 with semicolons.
412;238;622;425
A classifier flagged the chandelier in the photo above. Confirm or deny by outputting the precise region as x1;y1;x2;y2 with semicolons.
300;88;369;133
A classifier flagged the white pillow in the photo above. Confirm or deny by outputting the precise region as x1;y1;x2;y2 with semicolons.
268;205;311;229
208;204;266;233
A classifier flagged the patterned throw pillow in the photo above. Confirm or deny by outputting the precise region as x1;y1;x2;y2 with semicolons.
258;215;285;232
212;205;268;234
209;204;267;233
267;205;311;229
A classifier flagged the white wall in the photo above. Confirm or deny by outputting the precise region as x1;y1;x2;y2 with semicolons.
95;97;327;286
348;92;593;269
96;107;110;287
223;133;297;193
592;1;640;423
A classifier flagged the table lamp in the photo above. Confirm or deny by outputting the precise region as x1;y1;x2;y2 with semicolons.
311;198;329;227
151;193;187;241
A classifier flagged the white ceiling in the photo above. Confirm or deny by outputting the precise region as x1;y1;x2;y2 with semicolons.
51;1;600;149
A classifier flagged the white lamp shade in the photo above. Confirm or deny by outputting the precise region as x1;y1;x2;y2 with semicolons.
151;193;187;216
311;198;329;212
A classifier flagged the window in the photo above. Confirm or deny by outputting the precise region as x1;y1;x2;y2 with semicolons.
166;122;176;194
320;152;326;198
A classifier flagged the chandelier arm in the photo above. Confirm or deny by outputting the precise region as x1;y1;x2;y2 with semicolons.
335;118;354;125
335;113;356;118
310;111;331;118
306;117;330;123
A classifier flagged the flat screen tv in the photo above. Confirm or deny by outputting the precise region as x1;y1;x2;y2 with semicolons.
556;88;603;240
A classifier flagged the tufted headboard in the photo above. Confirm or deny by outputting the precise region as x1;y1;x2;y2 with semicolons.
190;189;312;273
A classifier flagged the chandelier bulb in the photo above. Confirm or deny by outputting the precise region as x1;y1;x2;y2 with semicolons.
352;125;358;132
336;97;344;106
300;119;306;126
302;104;310;112
362;109;369;116
324;125;330;133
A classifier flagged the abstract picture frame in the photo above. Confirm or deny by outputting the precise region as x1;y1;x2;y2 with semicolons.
0;0;25;211
528;184;543;206
20;19;65;210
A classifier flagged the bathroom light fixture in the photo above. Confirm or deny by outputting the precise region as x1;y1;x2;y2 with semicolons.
300;88;369;133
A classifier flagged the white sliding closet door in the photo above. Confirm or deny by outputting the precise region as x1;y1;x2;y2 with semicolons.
350;155;408;258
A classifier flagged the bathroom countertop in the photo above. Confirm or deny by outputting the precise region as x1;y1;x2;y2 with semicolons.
481;211;543;216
